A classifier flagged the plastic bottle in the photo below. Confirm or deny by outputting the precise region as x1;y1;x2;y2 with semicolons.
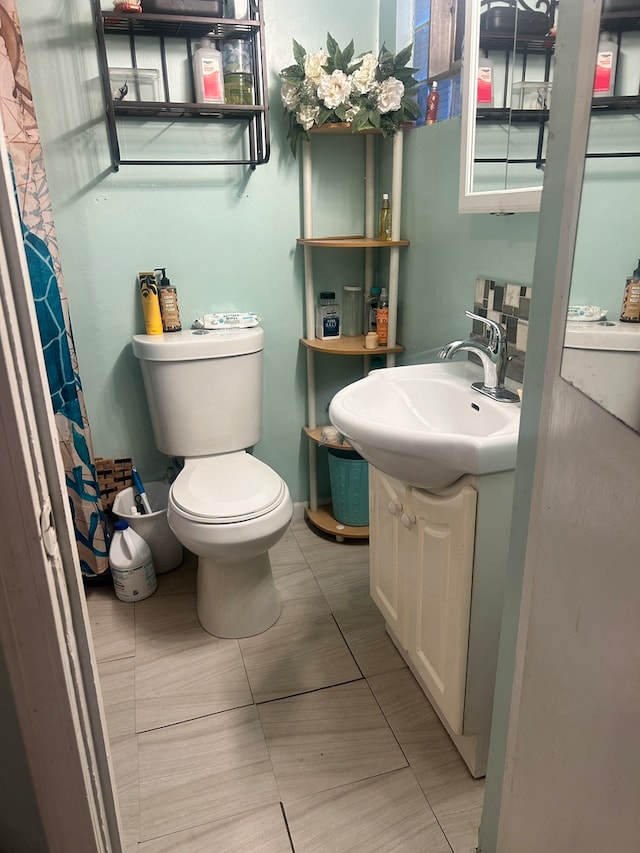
109;519;157;602
193;38;225;104
426;80;439;124
155;267;182;333
139;270;163;335
477;59;493;107
315;291;341;340
378;194;392;241
366;286;381;333
376;287;389;345
593;33;618;98
620;259;640;323
342;286;363;337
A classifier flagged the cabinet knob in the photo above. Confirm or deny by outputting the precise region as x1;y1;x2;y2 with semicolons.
388;500;403;515
401;512;416;529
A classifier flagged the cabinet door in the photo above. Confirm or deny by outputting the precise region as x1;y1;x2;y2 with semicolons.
408;485;477;734
369;467;408;649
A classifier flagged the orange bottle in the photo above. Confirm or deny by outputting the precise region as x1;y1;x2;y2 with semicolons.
376;287;389;345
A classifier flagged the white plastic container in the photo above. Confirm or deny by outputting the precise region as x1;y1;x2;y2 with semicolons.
112;481;183;574
109;519;157;602
477;58;493;106
593;33;618;97
192;38;225;104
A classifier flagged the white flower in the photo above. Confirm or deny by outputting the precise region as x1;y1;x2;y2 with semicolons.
317;69;352;109
296;104;320;130
304;50;328;85
377;76;405;114
280;81;300;112
351;53;378;94
344;103;361;122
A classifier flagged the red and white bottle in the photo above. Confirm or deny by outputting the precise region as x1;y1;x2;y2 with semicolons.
593;33;618;98
193;38;225;104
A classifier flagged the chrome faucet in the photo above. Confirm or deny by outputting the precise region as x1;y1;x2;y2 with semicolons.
438;311;520;403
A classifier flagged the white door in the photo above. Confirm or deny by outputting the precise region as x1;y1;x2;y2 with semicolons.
369;467;409;648
0;121;122;850
482;3;640;850
409;484;477;735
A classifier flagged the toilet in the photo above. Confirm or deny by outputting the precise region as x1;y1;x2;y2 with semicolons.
563;319;640;432
132;327;293;639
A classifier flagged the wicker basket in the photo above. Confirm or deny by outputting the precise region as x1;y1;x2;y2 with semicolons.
94;457;133;512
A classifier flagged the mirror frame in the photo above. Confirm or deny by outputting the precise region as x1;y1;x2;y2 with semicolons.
459;0;544;214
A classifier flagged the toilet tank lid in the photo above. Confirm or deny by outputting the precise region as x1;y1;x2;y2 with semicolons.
564;321;640;352
132;327;264;361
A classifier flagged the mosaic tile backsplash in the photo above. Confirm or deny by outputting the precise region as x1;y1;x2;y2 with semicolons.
471;276;532;383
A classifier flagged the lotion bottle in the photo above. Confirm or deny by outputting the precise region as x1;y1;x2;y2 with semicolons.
593;33;618;98
155;267;182;332
193;38;225;104
139;270;163;335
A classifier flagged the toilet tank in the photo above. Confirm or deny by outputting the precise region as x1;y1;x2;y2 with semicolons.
563;320;640;431
132;328;264;457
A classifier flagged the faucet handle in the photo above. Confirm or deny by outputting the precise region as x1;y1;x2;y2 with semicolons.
465;310;506;347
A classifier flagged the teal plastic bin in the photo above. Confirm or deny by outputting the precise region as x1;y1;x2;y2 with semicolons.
328;448;369;526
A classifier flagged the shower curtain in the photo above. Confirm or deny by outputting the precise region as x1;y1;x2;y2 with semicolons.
0;1;109;577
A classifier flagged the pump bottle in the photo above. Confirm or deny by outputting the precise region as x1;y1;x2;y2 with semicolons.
155;267;182;332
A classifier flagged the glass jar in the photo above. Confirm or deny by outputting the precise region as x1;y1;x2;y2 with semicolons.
342;286;363;337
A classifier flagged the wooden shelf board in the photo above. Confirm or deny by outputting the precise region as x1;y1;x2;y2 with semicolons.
305;505;369;540
301;336;404;355
297;236;409;248
303;426;353;450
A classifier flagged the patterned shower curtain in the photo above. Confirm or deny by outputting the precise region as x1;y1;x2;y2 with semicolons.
0;1;109;576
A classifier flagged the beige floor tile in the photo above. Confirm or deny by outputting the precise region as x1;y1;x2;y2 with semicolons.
271;560;328;610
98;657;135;741
368;668;484;853
270;526;307;568
239;613;361;703
333;603;408;678
138;706;279;842
285;768;451;853
86;587;135;662
309;554;372;611
291;522;369;569
134;591;199;642
137;804;292;852
111;734;139;849
154;550;197;596
258;680;407;802
135;626;253;732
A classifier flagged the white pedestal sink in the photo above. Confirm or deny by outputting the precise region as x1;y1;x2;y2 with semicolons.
329;361;521;490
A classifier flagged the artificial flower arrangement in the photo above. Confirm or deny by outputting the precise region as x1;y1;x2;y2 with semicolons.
280;33;421;156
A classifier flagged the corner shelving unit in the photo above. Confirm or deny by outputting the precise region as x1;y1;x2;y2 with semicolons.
298;125;409;540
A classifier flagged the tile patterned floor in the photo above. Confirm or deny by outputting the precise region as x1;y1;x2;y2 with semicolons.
86;518;484;852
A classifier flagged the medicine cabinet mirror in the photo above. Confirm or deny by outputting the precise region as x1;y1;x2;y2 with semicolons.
560;0;640;433
459;0;558;213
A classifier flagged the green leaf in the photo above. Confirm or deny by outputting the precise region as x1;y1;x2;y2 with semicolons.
326;32;339;59
334;104;348;121
368;109;381;128
342;39;355;68
402;96;422;120
394;44;413;68
280;65;305;82
317;106;334;125
352;109;372;131
292;39;306;68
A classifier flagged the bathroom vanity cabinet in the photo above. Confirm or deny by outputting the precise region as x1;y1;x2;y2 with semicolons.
299;127;409;540
369;465;515;778
92;0;269;170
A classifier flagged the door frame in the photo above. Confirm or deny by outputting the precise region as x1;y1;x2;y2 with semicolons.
0;115;122;851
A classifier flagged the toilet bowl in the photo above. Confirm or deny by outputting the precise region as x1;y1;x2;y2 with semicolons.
132;327;293;639
168;453;292;638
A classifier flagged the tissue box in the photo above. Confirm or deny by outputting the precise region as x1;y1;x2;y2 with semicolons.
109;67;161;102
512;81;551;111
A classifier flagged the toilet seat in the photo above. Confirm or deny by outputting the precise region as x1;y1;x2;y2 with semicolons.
170;452;287;524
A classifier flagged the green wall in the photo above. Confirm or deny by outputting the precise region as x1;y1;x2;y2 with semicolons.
19;0;540;505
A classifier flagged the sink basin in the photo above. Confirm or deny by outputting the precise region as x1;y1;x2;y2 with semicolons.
328;361;521;489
